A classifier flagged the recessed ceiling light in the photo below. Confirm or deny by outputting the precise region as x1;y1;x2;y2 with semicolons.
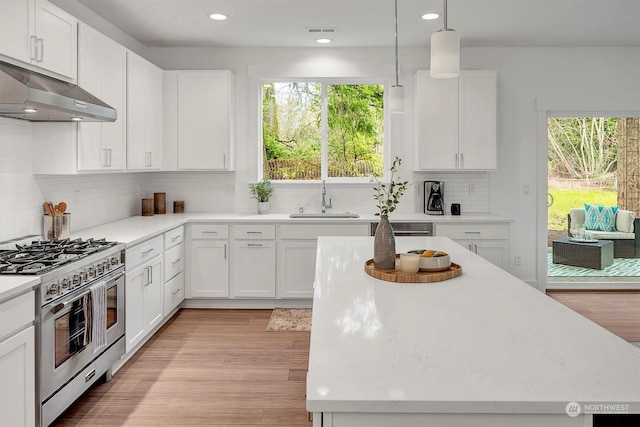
209;13;227;21
71;117;82;121
316;38;332;44
23;108;38;113
422;12;440;20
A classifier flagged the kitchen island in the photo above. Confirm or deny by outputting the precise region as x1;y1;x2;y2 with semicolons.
306;236;640;426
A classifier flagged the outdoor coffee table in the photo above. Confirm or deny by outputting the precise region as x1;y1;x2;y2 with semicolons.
552;237;614;270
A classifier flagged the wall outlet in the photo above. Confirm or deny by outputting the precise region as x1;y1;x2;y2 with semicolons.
523;184;530;195
225;184;236;193
74;191;80;206
514;255;522;266
469;183;475;195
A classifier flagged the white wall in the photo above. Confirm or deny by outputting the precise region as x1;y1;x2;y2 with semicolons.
0;43;638;286
147;46;640;284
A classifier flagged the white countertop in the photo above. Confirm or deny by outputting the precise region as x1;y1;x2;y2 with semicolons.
70;212;510;247
306;236;640;414
0;276;39;302
0;211;509;298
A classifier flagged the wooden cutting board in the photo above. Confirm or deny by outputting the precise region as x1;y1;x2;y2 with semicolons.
364;258;462;283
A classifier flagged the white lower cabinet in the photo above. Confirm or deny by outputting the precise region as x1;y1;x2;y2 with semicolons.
125;253;163;353
277;240;317;299
232;241;276;298
277;223;369;299
188;224;229;298
164;272;185;315
435;223;510;269
0;291;35;427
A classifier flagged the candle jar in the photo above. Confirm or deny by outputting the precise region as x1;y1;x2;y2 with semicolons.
399;253;420;274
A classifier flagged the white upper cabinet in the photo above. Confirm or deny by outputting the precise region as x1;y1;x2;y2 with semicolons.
0;0;77;79
127;52;163;171
77;23;126;171
414;70;497;171
163;70;235;171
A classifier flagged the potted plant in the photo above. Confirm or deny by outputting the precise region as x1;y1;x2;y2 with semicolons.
372;157;408;269
249;179;274;214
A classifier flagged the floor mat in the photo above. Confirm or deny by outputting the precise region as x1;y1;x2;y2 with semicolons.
267;308;312;331
547;252;640;278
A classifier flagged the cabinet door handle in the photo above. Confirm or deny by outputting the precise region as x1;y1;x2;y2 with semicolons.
142;248;155;255
473;244;478;253
171;235;181;241
455;153;458;168
145;152;152;167
108;148;112;167
464;231;481;235
144;266;151;285
30;35;38;60
171;258;181;264
467;244;473;251
172;289;181;295
247;231;262;235
224;243;227;259
247;243;263;247
37;38;44;62
102;148;109;167
223;153;226;168
460;153;464;168
203;231;218;235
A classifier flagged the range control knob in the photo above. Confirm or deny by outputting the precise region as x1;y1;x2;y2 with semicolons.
60;277;70;291
46;283;60;297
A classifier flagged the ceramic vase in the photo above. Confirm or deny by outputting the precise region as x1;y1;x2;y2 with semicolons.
374;215;396;269
257;201;270;214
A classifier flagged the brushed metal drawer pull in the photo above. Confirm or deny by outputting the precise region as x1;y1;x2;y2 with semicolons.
142;248;155;255
464;231;481;234
247;231;263;234
171;235;181;241
172;289;181;295
172;258;181;264
247;243;263;247
203;231;218;234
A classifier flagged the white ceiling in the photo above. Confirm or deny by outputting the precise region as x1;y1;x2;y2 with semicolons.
70;0;640;48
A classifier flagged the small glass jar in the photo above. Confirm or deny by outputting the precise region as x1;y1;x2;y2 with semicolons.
399;253;420;274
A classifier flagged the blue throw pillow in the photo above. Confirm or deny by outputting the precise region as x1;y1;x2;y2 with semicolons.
584;204;618;232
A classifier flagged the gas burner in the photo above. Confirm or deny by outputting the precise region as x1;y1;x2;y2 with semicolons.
0;238;119;275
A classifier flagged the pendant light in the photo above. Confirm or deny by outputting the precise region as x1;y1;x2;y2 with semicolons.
430;0;460;78
389;0;404;113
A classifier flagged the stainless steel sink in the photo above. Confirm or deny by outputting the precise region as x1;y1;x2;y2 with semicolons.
289;212;360;218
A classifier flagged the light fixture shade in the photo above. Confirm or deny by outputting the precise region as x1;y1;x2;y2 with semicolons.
430;29;460;78
389;85;404;113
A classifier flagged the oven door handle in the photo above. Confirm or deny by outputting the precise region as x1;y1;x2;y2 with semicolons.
50;272;124;314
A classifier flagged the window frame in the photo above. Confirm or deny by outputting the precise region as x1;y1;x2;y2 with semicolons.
258;77;391;184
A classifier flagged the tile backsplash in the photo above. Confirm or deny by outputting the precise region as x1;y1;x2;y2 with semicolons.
0;116;490;242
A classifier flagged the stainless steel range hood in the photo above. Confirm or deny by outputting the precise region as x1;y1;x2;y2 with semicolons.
0;61;117;122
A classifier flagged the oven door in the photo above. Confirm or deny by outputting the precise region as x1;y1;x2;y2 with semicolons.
40;268;125;401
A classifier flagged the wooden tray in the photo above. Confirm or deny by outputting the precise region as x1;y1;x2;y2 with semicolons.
364;257;462;283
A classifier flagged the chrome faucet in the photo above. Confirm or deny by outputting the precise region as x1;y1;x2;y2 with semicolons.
321;180;332;213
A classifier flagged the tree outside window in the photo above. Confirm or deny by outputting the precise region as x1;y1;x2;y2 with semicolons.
261;81;385;181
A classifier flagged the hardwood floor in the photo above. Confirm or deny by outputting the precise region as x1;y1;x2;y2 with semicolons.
54;309;312;426
54;295;639;425
547;290;640;342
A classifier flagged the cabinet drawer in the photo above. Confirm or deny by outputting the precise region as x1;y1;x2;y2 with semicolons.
233;224;275;240
126;235;164;270
164;243;184;282
436;223;509;240
164;272;184;316
0;291;34;339
191;224;229;239
279;223;369;240
164;226;184;249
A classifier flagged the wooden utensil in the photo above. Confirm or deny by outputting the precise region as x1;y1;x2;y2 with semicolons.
43;201;54;216
55;202;67;216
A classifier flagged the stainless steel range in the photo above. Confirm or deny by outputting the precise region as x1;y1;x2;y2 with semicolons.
0;238;125;427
